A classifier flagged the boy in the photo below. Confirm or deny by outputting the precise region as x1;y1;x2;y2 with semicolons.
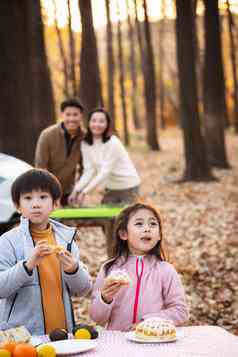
0;169;92;335
35;98;85;205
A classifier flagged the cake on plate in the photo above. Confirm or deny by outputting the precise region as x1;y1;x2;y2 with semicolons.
135;318;176;340
107;270;131;285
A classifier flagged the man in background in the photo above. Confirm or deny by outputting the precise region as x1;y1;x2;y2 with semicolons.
35;98;84;205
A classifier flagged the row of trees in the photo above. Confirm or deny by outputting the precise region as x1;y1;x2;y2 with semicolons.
0;0;237;181
0;1;55;164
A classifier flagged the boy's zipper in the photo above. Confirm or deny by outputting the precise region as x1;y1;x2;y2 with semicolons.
132;256;144;323
7;293;18;321
36;267;47;334
30;235;46;334
66;229;77;253
66;285;75;328
64;230;78;330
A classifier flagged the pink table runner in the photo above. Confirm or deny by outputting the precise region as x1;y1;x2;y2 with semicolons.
41;326;238;357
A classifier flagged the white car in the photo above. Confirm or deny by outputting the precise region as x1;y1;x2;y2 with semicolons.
0;153;32;233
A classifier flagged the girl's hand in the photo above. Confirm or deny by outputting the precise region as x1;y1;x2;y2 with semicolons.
124;323;140;332
68;191;85;207
57;250;78;273
68;190;78;207
25;240;52;271
101;278;124;304
129;323;139;331
75;192;86;206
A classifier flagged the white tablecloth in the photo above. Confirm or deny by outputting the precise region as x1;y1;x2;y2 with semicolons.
41;325;238;357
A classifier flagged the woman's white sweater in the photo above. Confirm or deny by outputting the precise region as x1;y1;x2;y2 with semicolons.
75;135;140;194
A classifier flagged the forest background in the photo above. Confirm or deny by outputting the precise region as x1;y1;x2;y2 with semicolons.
0;0;238;335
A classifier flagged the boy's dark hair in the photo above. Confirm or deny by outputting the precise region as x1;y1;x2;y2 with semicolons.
84;108;111;145
104;202;167;274
60;98;84;113
11;169;62;206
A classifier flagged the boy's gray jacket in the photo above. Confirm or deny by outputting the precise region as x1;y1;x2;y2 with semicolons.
0;217;92;335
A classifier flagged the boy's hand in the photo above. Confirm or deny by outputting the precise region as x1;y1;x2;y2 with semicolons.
101;278;125;304
25;240;52;272
57;250;78;273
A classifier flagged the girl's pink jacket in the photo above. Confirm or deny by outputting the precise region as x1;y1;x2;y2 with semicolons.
89;255;189;331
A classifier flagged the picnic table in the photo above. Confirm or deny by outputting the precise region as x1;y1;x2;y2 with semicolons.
50;207;123;256
39;325;238;357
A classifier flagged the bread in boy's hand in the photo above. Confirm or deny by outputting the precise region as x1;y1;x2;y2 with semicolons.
106;270;131;285
49;244;66;254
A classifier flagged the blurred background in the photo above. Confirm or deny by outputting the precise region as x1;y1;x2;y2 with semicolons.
1;0;238;177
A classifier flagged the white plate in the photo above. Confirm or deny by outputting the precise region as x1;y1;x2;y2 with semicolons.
30;336;43;346
126;331;177;344
39;339;96;355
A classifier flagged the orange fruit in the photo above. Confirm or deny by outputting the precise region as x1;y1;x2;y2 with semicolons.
13;343;37;357
1;341;18;354
0;349;11;357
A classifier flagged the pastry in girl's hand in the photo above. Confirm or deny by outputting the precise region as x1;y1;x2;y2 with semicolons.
107;270;131;285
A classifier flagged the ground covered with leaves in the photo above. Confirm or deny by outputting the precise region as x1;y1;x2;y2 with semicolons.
72;129;238;336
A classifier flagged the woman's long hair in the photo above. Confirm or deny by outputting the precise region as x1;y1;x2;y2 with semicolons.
84;108;111;145
104;202;167;274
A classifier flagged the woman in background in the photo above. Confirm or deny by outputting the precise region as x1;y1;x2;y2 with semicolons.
69;108;140;206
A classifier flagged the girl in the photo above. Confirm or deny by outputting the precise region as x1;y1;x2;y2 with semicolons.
68;108;140;206
89;203;188;331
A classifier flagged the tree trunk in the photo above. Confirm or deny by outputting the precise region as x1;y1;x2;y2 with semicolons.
53;0;69;97
126;0;141;130
67;0;77;96
175;0;213;181
134;0;159;150
116;3;130;146
27;1;55;145
226;0;238;133
133;0;146;129
78;0;103;111
158;0;166;129
142;0;159;150
0;0;54;164
105;0;116;131
192;0;203;114
203;0;230;168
